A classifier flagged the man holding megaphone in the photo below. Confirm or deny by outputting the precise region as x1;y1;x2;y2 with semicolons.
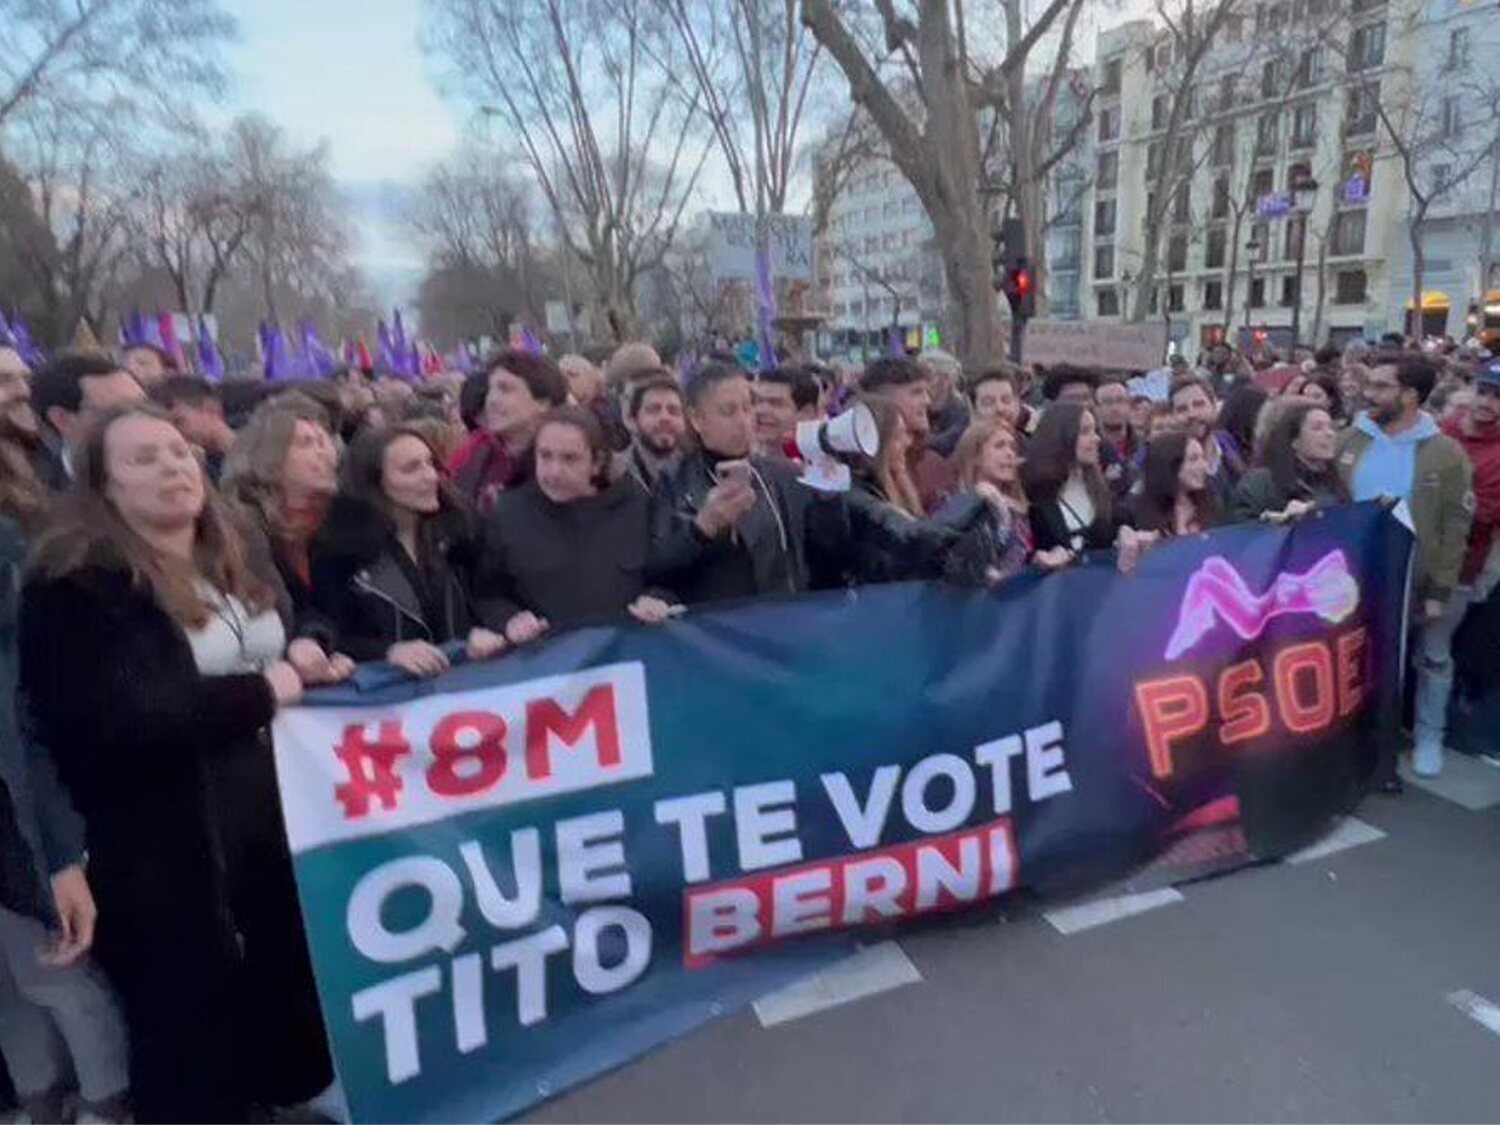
647;361;986;606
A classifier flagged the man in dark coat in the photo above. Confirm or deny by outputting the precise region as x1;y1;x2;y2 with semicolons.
648;362;983;605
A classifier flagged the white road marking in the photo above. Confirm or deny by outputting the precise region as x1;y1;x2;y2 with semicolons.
753;942;921;1028
1447;990;1500;1038
1044;887;1184;935
1402;753;1500;810
1286;816;1387;864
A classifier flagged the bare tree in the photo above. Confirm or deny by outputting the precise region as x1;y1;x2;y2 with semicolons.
1127;0;1243;322
800;0;1079;367
658;0;824;217
407;148;557;336
229;117;352;322
0;100;138;339
426;0;712;342
0;0;234;129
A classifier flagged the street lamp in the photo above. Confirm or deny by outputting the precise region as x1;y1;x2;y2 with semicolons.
1244;237;1262;339
1290;175;1320;351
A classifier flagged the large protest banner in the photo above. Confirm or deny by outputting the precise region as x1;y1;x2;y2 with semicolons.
273;503;1412;1123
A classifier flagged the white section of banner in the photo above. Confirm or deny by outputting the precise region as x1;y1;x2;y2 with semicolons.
273;662;654;854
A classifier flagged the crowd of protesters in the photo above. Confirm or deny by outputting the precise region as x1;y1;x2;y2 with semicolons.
0;325;1495;1123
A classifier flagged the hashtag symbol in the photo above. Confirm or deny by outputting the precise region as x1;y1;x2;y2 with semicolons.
333;721;412;819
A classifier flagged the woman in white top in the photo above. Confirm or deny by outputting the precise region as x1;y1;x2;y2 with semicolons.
1021;402;1116;556
20;404;334;1121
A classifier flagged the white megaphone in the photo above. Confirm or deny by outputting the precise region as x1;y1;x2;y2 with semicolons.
794;402;880;493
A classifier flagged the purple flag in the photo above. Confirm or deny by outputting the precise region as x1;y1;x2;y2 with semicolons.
196;316;224;381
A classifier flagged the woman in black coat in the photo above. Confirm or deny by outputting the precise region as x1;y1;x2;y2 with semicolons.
477;406;679;643
18;405;326;1122
1021;403;1117;555
310;423;507;677
1229;402;1351;522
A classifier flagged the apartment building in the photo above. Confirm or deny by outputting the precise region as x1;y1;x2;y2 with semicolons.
813;151;949;357
1386;0;1500;337
1072;0;1418;355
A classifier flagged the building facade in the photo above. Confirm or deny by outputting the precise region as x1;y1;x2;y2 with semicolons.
813;146;949;359
1386;0;1500;338
1068;0;1423;355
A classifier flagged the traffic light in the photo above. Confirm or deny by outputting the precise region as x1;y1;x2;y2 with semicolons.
1004;259;1037;320
991;217;1035;321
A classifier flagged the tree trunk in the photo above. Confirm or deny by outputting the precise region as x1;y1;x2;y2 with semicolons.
1409;207;1427;338
1310;232;1329;344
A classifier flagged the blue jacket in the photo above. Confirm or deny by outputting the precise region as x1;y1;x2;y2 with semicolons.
0;517;84;923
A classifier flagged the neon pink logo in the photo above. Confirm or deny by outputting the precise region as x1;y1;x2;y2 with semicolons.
1165;550;1360;660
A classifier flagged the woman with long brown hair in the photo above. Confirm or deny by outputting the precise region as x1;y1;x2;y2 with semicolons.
850;394;925;518
18;404;330;1122
1021;402;1115;555
310;424;506;676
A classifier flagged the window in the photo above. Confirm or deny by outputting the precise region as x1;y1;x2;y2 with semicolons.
1168;234;1189;272
1147;141;1162;179
1097;150;1119;190
1250;221;1269;260
1334;269;1368;303
1346;83;1379;136
1153;41;1174;70
1256;112;1280;155
1351;22;1385;71
1225;14;1245;42
1103;58;1122;95
1449;27;1471;68
1054;228;1082;270
1094;244;1116;279
1292;103;1317;149
1148;287;1160;314
883;231;898;250
1284;215;1305;260
1441;97;1460;138
1266;3;1287;32
1169;284;1186;313
1332;209;1366;255
1173;183;1191;224
1251;166;1275;198
1099;104;1121;142
1218;75;1236;112
1204;280;1225;310
1183;85;1198;122
864;235;879;252
1297;48;1324;88
1174;137;1192;172
1261;61;1281;100
1206;226;1227;268
883;201;899;219
1249;277;1266;308
1213;124;1235;166
1152;94;1169;130
1281;276;1300;307
1094;198;1117;237
1097;289;1120;316
1432;163;1451;196
1212;175;1231;219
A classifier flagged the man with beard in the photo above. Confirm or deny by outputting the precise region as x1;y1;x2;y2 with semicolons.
1169;373;1241;507
620;374;687;495
1341;352;1474;781
1095;373;1141;501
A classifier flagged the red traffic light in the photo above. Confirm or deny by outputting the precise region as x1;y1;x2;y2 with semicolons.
1014;268;1033;296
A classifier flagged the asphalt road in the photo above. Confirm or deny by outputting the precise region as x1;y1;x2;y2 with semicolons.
528;752;1500;1124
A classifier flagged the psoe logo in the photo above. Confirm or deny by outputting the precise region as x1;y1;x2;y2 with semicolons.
1165;550;1360;661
